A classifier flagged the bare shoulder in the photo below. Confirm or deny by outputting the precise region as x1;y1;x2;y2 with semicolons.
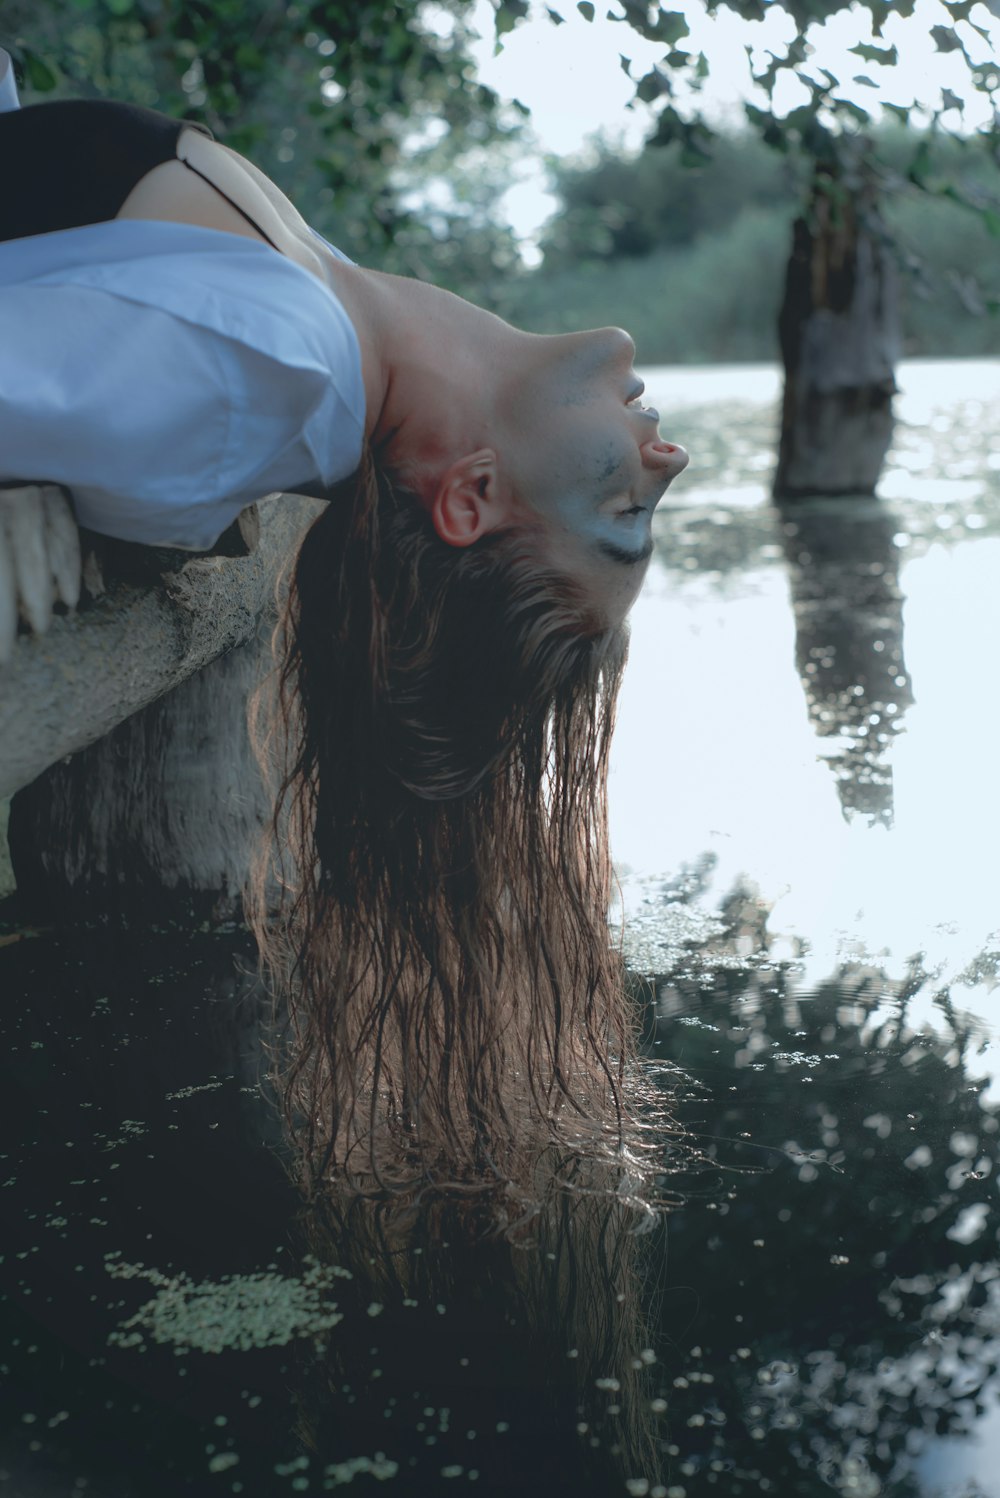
117;129;324;282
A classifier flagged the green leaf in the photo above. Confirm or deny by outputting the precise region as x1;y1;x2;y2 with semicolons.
495;0;529;38
19;46;58;92
907;137;933;188
784;105;818;136
971;63;1000;94
930;25;961;52
852;75;878;88
866;0;891;35
743;100;788;151
866;0;915;30
743;102;773;132
545;6;566;21
831;96;870;126
635;66;671;103
649;9;689;46
941;87;964;112
649;109;680;147
608;2;687;44
619;53;633;77
943;0;975;19
882;102;911;125
848;41;897;66
577;0;595;18
234;43;265;72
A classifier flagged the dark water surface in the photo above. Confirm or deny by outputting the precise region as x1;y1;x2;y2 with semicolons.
2;360;999;1496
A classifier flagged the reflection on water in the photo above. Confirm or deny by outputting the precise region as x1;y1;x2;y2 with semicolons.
778;499;913;827
615;357;1000;986
2;358;1000;1497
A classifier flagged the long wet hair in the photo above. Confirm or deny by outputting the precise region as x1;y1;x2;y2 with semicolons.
289;1175;670;1495
249;447;641;1200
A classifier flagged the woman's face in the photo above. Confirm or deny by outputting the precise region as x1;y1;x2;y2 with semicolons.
500;327;689;625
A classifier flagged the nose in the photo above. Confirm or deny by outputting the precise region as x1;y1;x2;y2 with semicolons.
597;326;636;363
561;326;636;365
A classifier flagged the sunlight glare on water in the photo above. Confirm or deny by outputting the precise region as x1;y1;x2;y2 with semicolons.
611;358;1000;990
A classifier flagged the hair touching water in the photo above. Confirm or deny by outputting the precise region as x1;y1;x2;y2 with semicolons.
249;447;650;1208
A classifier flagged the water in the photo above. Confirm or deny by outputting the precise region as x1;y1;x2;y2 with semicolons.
2;359;999;1497
614;358;1000;985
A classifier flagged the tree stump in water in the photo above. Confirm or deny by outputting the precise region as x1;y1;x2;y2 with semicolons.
774;160;901;500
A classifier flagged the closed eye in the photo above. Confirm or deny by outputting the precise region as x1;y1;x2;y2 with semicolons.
619;506;646;517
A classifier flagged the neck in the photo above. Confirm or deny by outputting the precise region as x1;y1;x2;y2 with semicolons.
320;255;518;485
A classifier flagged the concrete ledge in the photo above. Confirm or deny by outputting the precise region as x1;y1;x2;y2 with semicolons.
0;494;322;801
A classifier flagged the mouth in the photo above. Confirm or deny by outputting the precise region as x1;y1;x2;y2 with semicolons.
626;382;660;421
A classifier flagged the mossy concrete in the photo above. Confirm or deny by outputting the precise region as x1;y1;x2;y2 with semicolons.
0;495;321;802
1;495;320;915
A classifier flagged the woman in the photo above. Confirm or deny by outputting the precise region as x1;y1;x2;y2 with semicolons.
0;60;689;1200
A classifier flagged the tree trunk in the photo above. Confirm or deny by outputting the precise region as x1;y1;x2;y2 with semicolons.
774;161;901;500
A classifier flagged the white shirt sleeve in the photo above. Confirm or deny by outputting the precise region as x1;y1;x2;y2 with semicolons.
0;220;366;549
0;48;20;112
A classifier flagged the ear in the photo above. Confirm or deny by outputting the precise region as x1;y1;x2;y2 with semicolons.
428;449;508;548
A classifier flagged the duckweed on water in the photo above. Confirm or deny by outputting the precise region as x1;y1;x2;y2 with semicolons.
165;1079;226;1100
322;1454;398;1485
105;1257;348;1354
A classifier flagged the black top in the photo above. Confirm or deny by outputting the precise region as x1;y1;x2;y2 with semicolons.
0;98;213;243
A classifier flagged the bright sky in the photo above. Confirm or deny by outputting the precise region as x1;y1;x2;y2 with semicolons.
448;0;1000;253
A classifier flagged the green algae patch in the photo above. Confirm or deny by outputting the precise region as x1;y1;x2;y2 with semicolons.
105;1256;347;1354
323;1455;398;1486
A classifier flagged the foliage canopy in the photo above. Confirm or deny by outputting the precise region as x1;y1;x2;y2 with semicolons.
5;1;999;309
2;0;528;280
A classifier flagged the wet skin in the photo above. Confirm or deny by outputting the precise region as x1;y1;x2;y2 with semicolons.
117;139;690;623
498;325;690;623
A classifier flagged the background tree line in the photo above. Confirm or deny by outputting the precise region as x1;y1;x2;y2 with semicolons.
6;0;997;371
495;126;1000;362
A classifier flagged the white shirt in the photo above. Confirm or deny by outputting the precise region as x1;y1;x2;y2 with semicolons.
0;48;18;112
0;51;365;550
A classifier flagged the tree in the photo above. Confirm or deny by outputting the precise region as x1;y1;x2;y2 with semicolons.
540;129;796;267
498;0;1000;498
11;0;997;482
1;0;525;287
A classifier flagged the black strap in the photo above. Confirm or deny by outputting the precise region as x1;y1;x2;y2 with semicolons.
178;156;281;252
